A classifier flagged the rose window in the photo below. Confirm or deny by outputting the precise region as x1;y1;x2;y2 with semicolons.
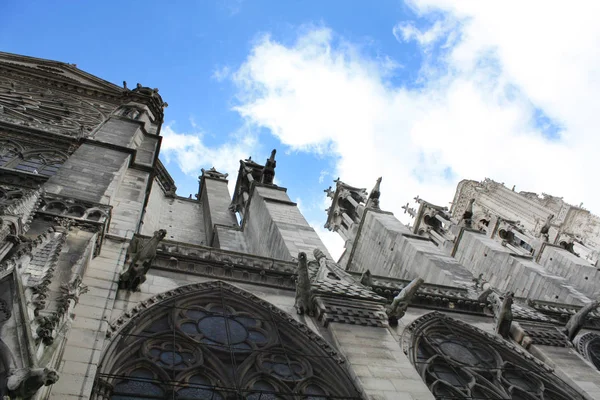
406;312;586;400
94;282;361;399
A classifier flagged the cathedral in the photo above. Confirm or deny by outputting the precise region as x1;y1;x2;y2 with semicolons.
0;51;599;400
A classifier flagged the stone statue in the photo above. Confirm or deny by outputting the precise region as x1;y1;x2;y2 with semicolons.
294;252;314;316
461;198;475;228
0;338;58;399
6;367;59;399
473;274;494;302
562;299;600;341
261;149;277;185
540;214;554;241
489;291;514;339
324;186;335;199
119;229;167;291
386;277;424;326
360;269;373;287
366;177;382;209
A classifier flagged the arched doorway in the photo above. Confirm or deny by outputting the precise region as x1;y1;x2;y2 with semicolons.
93;281;363;399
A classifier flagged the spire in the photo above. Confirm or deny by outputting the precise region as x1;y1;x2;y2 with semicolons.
402;202;417;218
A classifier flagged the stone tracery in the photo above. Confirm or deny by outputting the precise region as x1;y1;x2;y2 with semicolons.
94;281;361;399
403;312;588;400
0;76;112;136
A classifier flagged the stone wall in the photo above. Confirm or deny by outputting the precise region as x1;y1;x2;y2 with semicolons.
348;211;474;287
44;144;130;204
454;230;591;304
141;180;206;245
243;185;331;261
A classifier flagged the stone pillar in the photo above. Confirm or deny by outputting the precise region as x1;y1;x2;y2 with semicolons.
229;153;330;261
43;86;165;240
198;168;238;246
328;323;435;399
243;184;330;260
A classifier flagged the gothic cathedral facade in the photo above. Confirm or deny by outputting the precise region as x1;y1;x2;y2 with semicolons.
0;52;599;399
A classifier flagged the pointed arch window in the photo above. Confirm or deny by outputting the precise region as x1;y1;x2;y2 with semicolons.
0;146;67;177
403;312;588;400
94;281;362;399
0;139;24;167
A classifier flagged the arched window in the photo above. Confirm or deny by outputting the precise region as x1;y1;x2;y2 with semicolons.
94;281;362;399
575;332;600;370
403;312;588;400
13;150;67;176
0;139;24;167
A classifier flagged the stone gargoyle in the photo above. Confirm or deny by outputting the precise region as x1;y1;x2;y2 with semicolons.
562;299;599;341
119;229;167;292
294;252;314;316
360;269;374;288
6;367;59;399
386;277;424;326
487;291;514;339
0;338;58;399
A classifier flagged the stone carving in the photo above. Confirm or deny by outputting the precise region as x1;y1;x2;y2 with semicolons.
294;252;314;316
1;323;58;399
119;229;167;291
324;186;335;199
261;149;277;185
35;315;59;346
6;367;59;399
473;274;494;302
201;167;228;180
386;277;424;326
562;299;600;341
360;269;373;287
402;202;417;218
366;177;381;209
488;291;514;339
461;198;475;228
0;76;111;137
540;214;554;241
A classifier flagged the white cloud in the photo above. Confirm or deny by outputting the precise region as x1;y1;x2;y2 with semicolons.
161;124;258;193
212;65;232;82
310;220;345;261
226;4;600;257
393;19;450;48
318;170;329;184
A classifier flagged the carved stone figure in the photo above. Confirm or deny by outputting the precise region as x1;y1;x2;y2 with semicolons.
488;291;514;339
366;177;382;209
261;149;277;185
473;274;494;302
496;292;514;339
201;167;228;180
563;299;600;341
360;269;373;287
0;337;59;399
540;214;554;241
294;252;314;316
461;198;475;228
386;277;424;326
7;367;59;399
119;229;167;291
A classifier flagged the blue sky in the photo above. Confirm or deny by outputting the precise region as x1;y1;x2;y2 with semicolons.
2;1;599;256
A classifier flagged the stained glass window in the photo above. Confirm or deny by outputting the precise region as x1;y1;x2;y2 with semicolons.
405;312;587;400
94;282;361;399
